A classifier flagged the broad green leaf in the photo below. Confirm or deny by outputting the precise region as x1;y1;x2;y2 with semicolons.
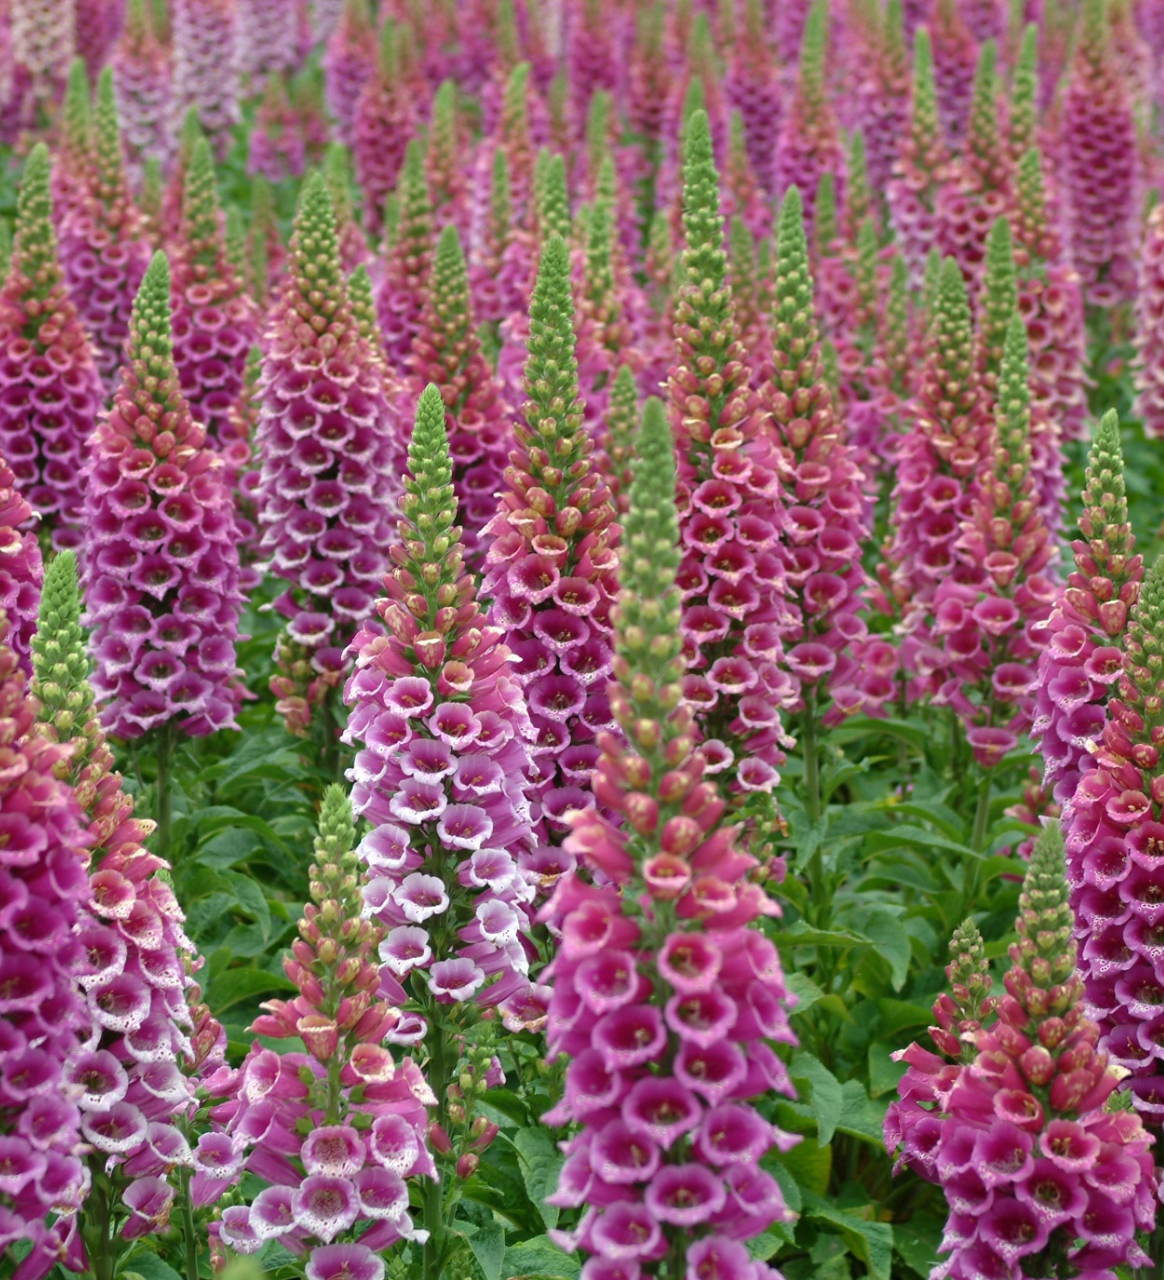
836;1079;889;1147
805;1195;894;1280
207;966;296;1011
465;1220;506;1280
868;1042;907;1098
773;1135;831;1197
502;1237;581;1280
511;1128;565;1231
791;1053;844;1145
846;905;911;990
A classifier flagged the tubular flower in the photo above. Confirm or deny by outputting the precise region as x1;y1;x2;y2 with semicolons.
111;0;172;182
31;551;205;1254
169;0;241;161
761;187;873;719
343;384;545;1037
1032;410;1141;806
773;0;840;243
74;0;119;76
1134;201;1164;439
8;0;75;126
322;0;376;147
887;27;949;288
426;79;470;234
1062;0;1140;309
325;143;371;275
931;0;977;146
256;174;401;734
221;346;263;593
482;234;619;835
170;138;261;451
667;110;794;800
0;613;95;1280
880;259;993;701
1060;552;1164;1121
0;143;103;551
352;17;417;238
374;140;434;375
934;40;1012;287
237;0;301;87
852;1;911;195
1012;147;1089;445
889;828;1158;1279
84;252;245;739
930;316;1057;764
600;364;639;518
213;787;434;1273
0;454;42;674
247;75;307;185
57;69;152;395
541;398;799;1277
725;0;781;196
407;224;512;576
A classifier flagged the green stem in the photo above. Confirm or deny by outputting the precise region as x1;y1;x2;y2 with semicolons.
179;1166;200;1280
802;684;821;826
319;686;342;782
155;722;175;862
422;1008;450;1280
971;772;992;853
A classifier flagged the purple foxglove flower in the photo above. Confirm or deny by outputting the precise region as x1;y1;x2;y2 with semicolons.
256;172;400;734
343;384;541;1036
58;68;152;394
84;252;244;739
238;0;302;86
931;0;978;145
169;0;241;160
0;620;97;1280
0;456;43;676
0;143;104;552
352;17;417;236
247;74;308;184
374;139;433;373
725;4;781;195
542;398;798;1277
7;0;74;130
112;0;173;181
322;0;376;147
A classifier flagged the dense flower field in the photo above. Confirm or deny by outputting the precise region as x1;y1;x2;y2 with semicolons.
7;1;1164;1279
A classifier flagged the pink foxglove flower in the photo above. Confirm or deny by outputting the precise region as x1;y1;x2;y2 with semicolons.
374;140;433;374
1033;411;1141;805
255;173;400;735
111;0;172;181
169;0;241;160
542;396;799;1277
0;143;103;551
213;787;434;1273
323;0;376;147
84;251;244;739
8;0;75;128
931;0;978;145
352;17;416;237
0;453;42;674
238;0;301;87
343;383;544;1037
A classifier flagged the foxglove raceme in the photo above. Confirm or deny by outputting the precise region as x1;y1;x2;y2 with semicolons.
408;225;512;574
352;18;416;237
238;0;301;86
322;0;375;146
1032;410;1141;805
58;69;152;393
1062;0;1140;308
8;0;75;126
343;383;545;1036
855;0;910;194
668;110;794;799
1134;201;1164;438
0;143;103;551
930;316;1056;765
214;787;434;1271
256;174;400;734
32;551;205;1257
84;251;244;739
248;75;308;184
0;454;43;673
171;138;260;450
931;0;977;145
375;140;434;375
169;0;241;160
0;616;93;1280
726;0;781;195
112;0;172;181
542;397;798;1277
888;829;1158;1278
483;234;619;836
762;187;872;719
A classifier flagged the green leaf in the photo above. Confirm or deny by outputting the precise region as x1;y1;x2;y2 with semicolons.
847;905;911;991
866;824;978;862
465;1220;506;1280
511;1128;564;1231
773;1136;831;1197
790;1053;844;1145
892;1213;944;1277
868;1042;907;1098
877;999;934;1038
778;924;873;951
118;1251;185;1280
207;966;296;1011
502;1236;581;1280
827;715;930;751
785;970;825;1014
836;1078;889;1147
805;1195;894;1280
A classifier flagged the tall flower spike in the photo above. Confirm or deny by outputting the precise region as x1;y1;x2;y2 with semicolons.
325;142;371;274
763;186;873;720
169;0;241;160
774;0;841;241
8;0;75;130
482;235;619;845
323;0;376;148
52;57;94;222
1033;409;1142;803
111;0;172;182
892;825;1158;1278
0;144;103;552
343;383;544;1041
257;174;401;736
407;224;512;574
667;109;794;802
1011;147;1089;444
0;452;43;674
1134;200;1164;439
887;26;949;287
930;315;1056;766
171;137;260;450
856;0;910;195
930;0;977;146
1062;0;1139;308
58;67;152;393
542;396;799;1276
352;16;415;236
85;252;244;739
1008;23;1038;163
375;138;434;373
426;79;467;232
601;363;639;516
31;550;208;1260
214;786;434;1271
237;0;301;88
0;612;94;1280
